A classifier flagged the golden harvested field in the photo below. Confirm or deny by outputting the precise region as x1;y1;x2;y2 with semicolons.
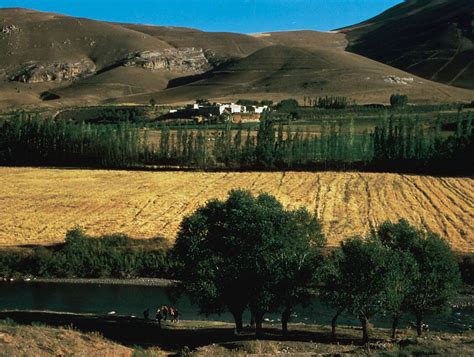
0;168;472;252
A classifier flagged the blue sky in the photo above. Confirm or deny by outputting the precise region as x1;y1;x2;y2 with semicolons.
0;0;403;33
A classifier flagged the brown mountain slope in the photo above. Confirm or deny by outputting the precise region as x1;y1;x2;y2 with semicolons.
122;23;269;60
251;30;347;50
342;0;474;89
135;45;474;105
0;7;472;108
0;8;171;70
0;8;272;108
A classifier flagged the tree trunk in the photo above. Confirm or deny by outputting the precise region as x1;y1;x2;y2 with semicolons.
416;311;423;337
359;315;370;346
254;312;264;337
331;307;344;340
250;312;255;329
282;306;291;335
231;309;244;332
391;315;400;339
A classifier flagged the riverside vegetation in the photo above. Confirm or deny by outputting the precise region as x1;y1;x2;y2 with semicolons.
0;229;171;279
0;190;464;345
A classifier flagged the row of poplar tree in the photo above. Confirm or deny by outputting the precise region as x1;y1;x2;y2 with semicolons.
0;112;472;173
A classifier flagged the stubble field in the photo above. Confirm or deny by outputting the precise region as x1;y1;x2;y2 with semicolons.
0;168;472;252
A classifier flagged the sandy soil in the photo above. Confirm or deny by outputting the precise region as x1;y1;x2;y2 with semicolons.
0;168;472;252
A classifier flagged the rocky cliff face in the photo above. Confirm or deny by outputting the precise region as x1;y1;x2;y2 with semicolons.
122;48;214;73
9;60;96;83
8;47;217;84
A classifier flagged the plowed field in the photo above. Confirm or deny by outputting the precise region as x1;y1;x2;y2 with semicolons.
0;168;472;252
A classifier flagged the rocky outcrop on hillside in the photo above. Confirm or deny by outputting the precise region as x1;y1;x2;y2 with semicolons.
1;25;19;35
122;48;214;72
9;60;96;83
7;47;221;84
383;75;415;85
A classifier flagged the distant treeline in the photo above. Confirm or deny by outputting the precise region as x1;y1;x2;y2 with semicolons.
0;112;472;174
0;116;150;167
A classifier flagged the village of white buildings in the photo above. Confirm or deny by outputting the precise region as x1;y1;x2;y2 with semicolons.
166;101;269;124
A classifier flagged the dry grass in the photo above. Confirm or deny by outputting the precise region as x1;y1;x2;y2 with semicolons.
0;321;133;357
192;325;474;356
0;167;472;252
1;318;472;357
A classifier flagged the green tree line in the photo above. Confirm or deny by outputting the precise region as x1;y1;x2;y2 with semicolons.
0;112;472;173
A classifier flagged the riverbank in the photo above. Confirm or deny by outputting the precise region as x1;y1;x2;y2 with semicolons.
12;277;177;287
0;311;472;356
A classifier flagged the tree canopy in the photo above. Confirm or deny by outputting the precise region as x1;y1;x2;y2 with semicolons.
321;237;409;344
171;189;325;334
321;219;461;342
377;219;461;336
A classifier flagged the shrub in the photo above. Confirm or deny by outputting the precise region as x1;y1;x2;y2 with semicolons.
390;94;408;107
0;251;22;277
276;99;299;112
0;229;170;279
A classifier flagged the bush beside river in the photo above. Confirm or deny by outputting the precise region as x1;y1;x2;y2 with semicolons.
0;228;172;279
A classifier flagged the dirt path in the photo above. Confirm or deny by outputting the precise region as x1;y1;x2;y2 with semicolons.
0;168;472;252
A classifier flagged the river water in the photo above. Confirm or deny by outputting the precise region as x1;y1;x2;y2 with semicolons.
0;282;472;333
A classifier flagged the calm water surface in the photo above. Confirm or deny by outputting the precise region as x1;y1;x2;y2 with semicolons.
0;282;472;333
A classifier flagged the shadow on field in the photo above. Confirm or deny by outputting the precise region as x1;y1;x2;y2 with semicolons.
0;310;365;349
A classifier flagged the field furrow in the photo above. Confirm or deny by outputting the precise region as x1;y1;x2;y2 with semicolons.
0;168;472;252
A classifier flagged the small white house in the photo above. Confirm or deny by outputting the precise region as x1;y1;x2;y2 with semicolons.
229;103;244;114
253;105;268;114
218;103;246;114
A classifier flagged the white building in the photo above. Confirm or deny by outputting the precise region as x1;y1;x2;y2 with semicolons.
217;103;246;114
253;105;268;114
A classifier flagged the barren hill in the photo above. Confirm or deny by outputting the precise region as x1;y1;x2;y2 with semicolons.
147;44;474;105
0;7;473;108
122;23;269;59
342;0;474;89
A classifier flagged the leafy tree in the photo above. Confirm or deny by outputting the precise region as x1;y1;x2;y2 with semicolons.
261;100;274;106
390;94;408;108
171;189;325;335
380;249;418;339
276;99;299;114
255;112;276;168
377;220;461;336
265;207;325;334
315;96;349;109
319;249;345;339
321;237;404;344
